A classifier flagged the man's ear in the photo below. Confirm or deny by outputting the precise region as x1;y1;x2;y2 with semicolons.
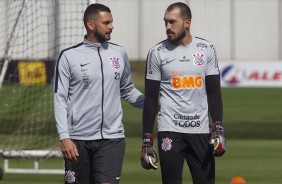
86;20;95;31
184;19;191;30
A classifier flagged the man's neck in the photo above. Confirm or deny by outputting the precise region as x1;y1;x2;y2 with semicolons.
177;33;192;46
85;34;102;43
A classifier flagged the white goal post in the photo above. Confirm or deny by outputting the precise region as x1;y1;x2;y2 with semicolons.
0;0;95;178
1;150;63;174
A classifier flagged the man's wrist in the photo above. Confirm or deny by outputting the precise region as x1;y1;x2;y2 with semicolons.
212;121;224;132
60;138;71;143
59;132;70;141
142;133;154;145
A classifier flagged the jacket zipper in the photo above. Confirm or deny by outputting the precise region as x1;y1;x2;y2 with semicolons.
98;47;104;139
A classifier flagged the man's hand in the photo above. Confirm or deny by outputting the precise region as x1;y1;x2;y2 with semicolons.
209;121;226;157
141;133;159;170
60;138;79;161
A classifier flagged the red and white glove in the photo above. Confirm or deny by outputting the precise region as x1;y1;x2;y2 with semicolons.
141;133;159;170
209;121;226;157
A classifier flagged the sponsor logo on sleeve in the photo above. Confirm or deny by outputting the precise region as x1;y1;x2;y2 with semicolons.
157;44;167;51
197;42;208;50
147;49;155;74
210;45;219;69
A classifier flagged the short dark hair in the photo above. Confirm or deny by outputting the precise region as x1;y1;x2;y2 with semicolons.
166;2;192;20
83;3;111;23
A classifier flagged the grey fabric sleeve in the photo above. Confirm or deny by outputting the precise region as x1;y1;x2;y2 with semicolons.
53;53;70;140
119;48;144;108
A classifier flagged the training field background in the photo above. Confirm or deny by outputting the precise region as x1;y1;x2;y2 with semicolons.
0;0;282;183
0;62;282;184
0;139;281;184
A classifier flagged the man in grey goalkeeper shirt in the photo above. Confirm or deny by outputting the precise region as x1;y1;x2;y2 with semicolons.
140;2;226;184
53;4;143;184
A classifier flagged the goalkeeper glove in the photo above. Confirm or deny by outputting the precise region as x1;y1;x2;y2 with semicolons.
209;121;226;157
141;133;159;170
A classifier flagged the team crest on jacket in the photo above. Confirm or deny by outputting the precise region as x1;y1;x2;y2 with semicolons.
109;56;120;69
65;170;76;183
161;138;172;151
192;53;204;66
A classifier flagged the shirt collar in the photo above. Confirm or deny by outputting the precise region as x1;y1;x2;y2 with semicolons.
83;35;108;49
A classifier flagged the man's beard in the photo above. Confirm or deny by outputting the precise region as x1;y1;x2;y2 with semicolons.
93;30;110;43
167;29;186;44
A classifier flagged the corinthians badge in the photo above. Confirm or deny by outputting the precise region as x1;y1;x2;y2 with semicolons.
192;53;204;66
109;56;120;69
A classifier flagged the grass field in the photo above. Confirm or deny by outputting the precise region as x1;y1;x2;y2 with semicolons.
0;62;282;183
0;138;282;184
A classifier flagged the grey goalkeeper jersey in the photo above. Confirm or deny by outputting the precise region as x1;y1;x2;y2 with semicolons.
146;37;219;134
54;39;144;141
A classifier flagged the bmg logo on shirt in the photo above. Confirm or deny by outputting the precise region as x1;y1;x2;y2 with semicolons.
171;75;203;89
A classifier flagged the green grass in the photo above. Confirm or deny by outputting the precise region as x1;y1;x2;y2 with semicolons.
0;62;282;183
0;62;281;139
222;88;282;139
0;85;53;119
1;138;282;184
